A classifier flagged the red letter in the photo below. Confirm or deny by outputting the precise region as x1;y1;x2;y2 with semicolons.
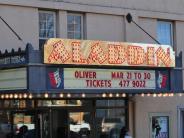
156;47;172;67
48;40;70;63
108;44;126;64
72;41;86;63
87;42;107;64
127;46;145;65
147;47;155;66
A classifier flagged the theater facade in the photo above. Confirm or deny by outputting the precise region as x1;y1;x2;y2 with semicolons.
0;38;182;138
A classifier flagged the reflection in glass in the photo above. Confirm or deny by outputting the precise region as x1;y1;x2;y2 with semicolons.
13;113;35;137
39;11;55;38
37;100;92;107
96;100;125;107
69;112;91;138
157;21;173;45
152;116;169;138
0;111;11;137
68;24;75;31
95;101;126;138
67;14;82;39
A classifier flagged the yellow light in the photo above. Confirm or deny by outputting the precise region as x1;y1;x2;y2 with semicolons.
122;93;126;97
1;95;4;99
9;94;13;99
153;93;157;97
59;93;64;98
102;93;106;98
19;94;22;99
163;93;169;97
147;93;151;97
67;94;71;98
116;93;120;97
14;94;18;99
82;93;86;98
179;93;182;97
44;93;49;98
23;94;27;98
5;94;9;99
109;93;113;98
158;93;162;97
29;94;33;99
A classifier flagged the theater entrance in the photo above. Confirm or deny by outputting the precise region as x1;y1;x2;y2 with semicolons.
8;109;93;138
0;99;128;138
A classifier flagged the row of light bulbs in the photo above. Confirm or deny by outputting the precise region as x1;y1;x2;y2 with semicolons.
0;93;183;99
0;93;127;99
139;93;182;97
1;93;32;99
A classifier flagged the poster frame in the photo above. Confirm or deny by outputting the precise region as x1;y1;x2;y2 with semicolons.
149;113;171;138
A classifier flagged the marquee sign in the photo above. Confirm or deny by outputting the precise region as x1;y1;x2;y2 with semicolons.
44;38;175;67
0;68;27;90
46;68;169;90
0;55;26;65
64;68;156;89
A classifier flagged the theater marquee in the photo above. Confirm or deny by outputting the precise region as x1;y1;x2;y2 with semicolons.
44;38;175;67
64;68;156;89
46;68;169;90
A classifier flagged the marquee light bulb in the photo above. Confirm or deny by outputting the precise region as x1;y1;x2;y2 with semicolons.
14;94;18;99
102;93;106;98
158;93;162;97
153;94;157;97
82;93;86;98
116;93;119;97
1;95;4;99
5;94;9;99
23;94;27;98
10;94;13;99
179;93;182;97
59;93;64;98
109;93;113;98
67;94;71;98
19;94;22;99
44;93;49;98
122;93;126;97
29;94;33;99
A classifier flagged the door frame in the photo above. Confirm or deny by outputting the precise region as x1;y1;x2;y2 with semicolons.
177;105;184;138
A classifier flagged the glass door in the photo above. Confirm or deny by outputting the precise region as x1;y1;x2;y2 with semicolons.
69;111;92;138
11;110;37;138
38;110;50;138
51;109;69;138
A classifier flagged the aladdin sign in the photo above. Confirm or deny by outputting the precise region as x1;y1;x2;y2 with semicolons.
44;38;175;67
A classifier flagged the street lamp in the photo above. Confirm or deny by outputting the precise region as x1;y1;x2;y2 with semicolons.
126;13;161;45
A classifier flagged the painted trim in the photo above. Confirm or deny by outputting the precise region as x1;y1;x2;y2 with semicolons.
177;105;184;138
1;0;184;21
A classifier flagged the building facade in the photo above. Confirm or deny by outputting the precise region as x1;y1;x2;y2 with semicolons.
0;0;184;138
